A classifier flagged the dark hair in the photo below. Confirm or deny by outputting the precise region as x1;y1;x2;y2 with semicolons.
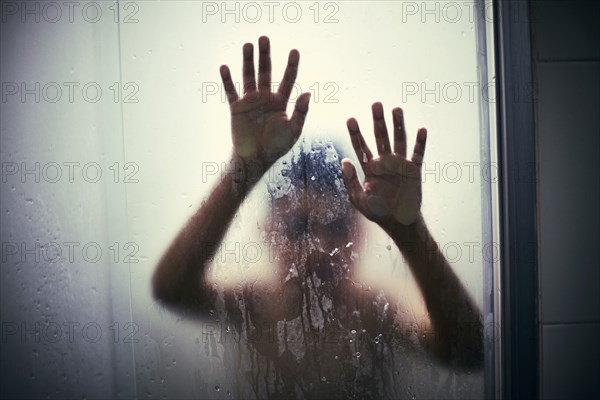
267;138;356;237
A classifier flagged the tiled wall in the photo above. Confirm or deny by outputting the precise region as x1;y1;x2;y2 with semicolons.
531;1;600;398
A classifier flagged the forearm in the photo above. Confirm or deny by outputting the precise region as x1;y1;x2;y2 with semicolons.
152;154;270;313
380;215;483;368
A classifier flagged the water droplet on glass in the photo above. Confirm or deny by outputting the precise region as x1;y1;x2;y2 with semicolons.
355;352;361;358
215;385;220;392
350;329;356;334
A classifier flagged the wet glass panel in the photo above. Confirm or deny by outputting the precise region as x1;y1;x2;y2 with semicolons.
119;1;497;399
0;3;128;398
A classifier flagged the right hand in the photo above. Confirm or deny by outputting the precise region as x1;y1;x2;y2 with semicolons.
219;36;311;164
341;103;427;226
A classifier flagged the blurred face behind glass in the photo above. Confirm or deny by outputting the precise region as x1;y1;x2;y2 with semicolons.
266;140;361;285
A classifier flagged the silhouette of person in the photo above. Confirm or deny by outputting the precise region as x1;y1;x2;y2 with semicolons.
152;36;482;399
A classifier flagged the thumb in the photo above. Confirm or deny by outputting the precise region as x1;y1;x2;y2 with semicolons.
341;159;366;210
290;92;311;140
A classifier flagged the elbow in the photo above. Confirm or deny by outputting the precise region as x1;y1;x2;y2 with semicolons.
449;342;484;371
425;319;484;371
151;268;175;304
428;341;484;372
151;268;216;320
151;268;188;314
439;335;484;372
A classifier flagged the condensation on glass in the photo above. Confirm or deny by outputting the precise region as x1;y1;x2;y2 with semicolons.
0;1;498;399
119;1;498;399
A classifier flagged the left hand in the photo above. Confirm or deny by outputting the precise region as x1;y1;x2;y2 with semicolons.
341;102;427;226
219;36;311;164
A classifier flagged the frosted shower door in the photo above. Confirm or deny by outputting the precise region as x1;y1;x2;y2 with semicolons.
0;2;134;399
117;1;498;399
